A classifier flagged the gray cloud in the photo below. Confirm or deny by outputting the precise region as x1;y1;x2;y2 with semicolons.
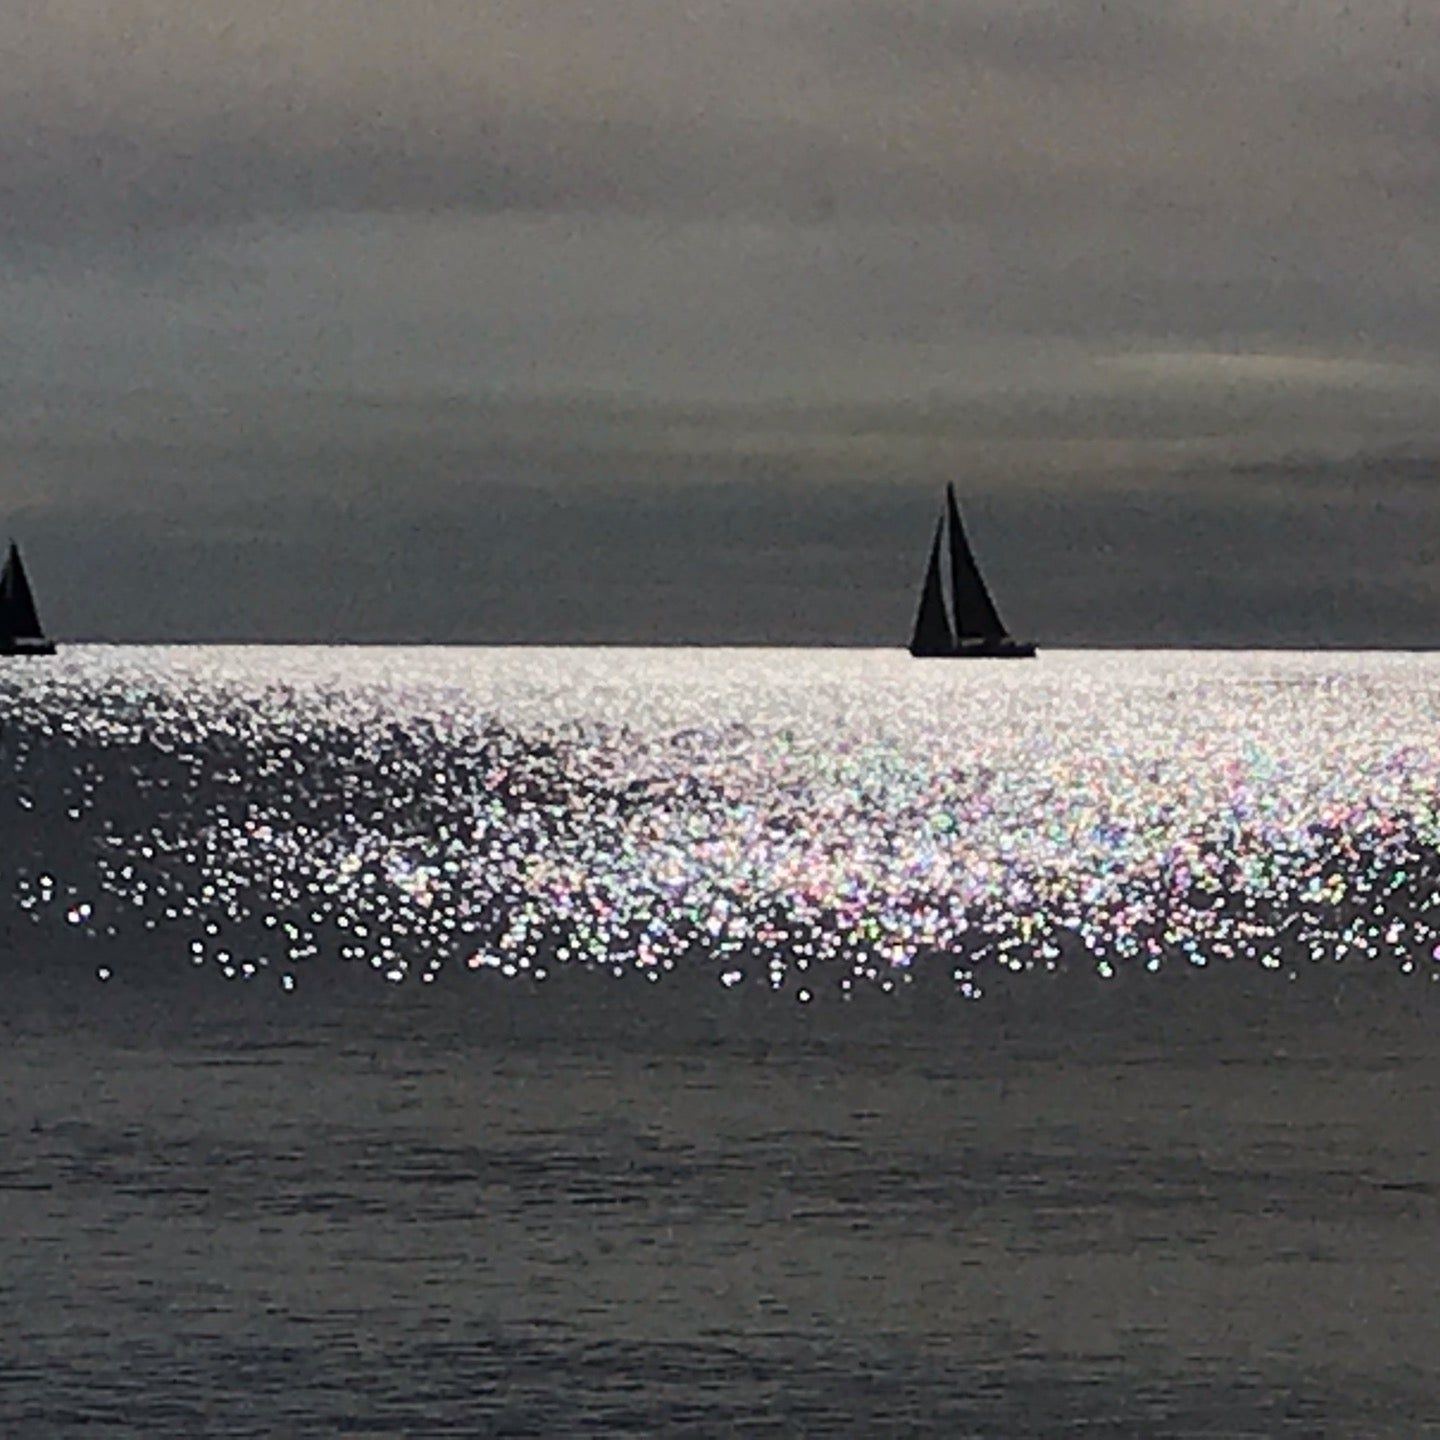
2;1;1436;239
817;0;1204;85
0;1;1438;641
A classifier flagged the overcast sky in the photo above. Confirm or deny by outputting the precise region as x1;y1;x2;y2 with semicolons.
3;0;1439;643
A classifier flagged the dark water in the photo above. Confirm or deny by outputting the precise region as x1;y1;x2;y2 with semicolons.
5;649;1440;1433
4;971;1438;1435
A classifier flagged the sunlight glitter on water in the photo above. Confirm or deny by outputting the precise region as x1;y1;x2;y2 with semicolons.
5;646;1440;998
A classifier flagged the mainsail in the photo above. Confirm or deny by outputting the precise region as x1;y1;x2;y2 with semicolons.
944;484;1007;642
1;542;54;653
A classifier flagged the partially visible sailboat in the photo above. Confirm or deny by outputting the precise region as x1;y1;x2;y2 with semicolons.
908;486;1035;658
1;541;56;657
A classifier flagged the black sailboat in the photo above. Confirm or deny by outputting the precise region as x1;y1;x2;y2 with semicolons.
908;486;1035;658
1;541;56;657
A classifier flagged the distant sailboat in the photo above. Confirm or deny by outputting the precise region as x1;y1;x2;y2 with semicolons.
908;486;1035;658
1;541;56;657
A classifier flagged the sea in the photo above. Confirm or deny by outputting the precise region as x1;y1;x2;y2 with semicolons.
3;646;1440;1436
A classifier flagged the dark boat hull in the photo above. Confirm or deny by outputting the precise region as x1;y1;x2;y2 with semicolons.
909;637;1037;659
0;638;56;657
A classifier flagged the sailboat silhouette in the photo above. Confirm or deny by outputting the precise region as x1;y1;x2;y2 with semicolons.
909;486;1035;658
1;541;56;657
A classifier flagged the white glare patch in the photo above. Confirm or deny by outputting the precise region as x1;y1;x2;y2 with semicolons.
7;648;1440;1008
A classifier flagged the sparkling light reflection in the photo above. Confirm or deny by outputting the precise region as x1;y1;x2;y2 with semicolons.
4;646;1440;1000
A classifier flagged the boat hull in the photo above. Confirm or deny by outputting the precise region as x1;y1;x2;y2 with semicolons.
0;638;56;657
909;638;1036;659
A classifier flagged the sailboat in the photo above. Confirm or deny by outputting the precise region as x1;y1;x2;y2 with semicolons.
1;541;56;657
909;485;1035;658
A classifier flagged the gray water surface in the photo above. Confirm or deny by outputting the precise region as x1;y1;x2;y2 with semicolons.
4;648;1440;1433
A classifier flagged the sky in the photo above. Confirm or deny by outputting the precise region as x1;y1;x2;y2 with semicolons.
3;0;1439;644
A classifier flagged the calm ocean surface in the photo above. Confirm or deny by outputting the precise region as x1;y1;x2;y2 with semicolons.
3;646;1440;1434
